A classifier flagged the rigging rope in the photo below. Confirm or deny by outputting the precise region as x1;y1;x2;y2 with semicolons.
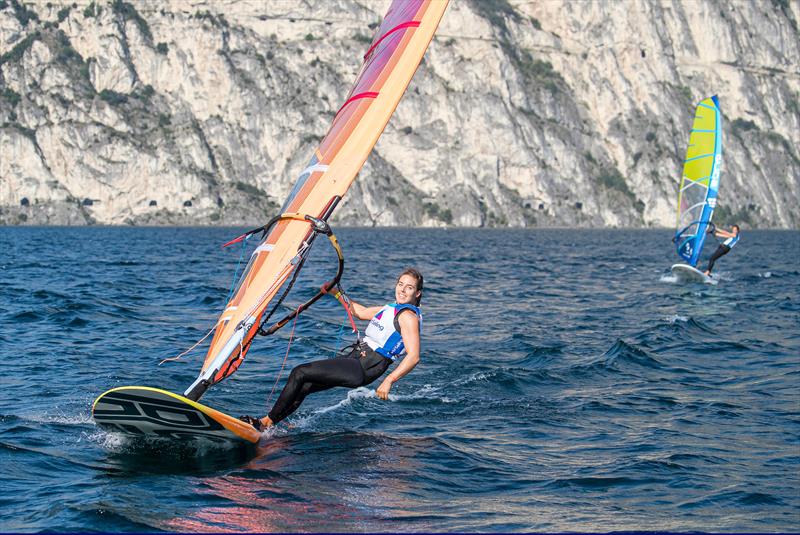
266;306;301;407
158;324;216;365
159;232;253;366
225;233;251;304
333;320;346;358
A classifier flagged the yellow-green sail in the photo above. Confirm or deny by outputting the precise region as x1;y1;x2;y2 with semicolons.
674;96;722;266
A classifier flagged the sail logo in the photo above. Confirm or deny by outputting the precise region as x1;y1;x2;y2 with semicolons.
708;198;717;208
710;156;721;189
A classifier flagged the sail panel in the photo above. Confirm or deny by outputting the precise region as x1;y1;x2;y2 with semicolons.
186;0;448;400
675;96;722;266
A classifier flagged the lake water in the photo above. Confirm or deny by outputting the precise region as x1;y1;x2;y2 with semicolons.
1;227;798;532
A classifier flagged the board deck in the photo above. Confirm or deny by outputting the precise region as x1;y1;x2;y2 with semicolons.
670;263;712;284
92;386;261;444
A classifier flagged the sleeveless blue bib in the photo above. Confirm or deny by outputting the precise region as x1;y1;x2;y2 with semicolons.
723;235;740;248
363;303;422;361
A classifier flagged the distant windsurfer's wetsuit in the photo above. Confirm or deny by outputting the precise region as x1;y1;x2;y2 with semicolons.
267;304;421;424
705;234;739;274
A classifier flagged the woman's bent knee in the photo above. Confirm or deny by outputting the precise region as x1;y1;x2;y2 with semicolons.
288;364;311;383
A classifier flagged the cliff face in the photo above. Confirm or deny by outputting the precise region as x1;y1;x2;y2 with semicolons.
1;0;798;228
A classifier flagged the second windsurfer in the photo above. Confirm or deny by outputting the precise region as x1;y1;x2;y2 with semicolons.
704;224;740;276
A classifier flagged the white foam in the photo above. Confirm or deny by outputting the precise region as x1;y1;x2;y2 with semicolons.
320;386;374;413
289;384;456;429
257;425;283;439
660;274;679;284
390;384;456;403
89;426;256;452
704;270;732;283
89;429;130;451
453;370;492;386
666;314;689;324
287;387;372;429
28;410;93;426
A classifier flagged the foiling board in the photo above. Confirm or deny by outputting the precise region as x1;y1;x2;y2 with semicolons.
670;263;712;284
92;386;261;444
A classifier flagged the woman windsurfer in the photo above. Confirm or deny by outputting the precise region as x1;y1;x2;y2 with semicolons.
241;268;423;430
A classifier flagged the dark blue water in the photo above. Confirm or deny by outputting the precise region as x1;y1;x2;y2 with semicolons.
1;227;798;532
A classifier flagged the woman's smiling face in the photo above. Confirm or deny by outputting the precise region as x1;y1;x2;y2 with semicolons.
395;274;420;305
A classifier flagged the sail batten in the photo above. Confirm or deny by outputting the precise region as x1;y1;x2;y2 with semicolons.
680;178;711;192
684;153;714;163
674;96;722;267
183;0;449;401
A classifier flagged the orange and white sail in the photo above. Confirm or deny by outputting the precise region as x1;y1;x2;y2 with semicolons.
184;0;449;401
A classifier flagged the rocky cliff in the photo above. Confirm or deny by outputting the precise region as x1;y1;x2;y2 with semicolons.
1;0;798;228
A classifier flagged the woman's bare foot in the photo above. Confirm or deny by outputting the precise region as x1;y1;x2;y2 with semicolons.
259;416;274;428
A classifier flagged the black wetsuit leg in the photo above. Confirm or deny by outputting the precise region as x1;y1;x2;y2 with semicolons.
268;345;391;424
706;244;730;273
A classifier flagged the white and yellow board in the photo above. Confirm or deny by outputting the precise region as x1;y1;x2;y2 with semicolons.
92;386;261;444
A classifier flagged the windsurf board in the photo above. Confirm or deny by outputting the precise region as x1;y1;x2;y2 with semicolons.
92;386;261;444
670;263;712;284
